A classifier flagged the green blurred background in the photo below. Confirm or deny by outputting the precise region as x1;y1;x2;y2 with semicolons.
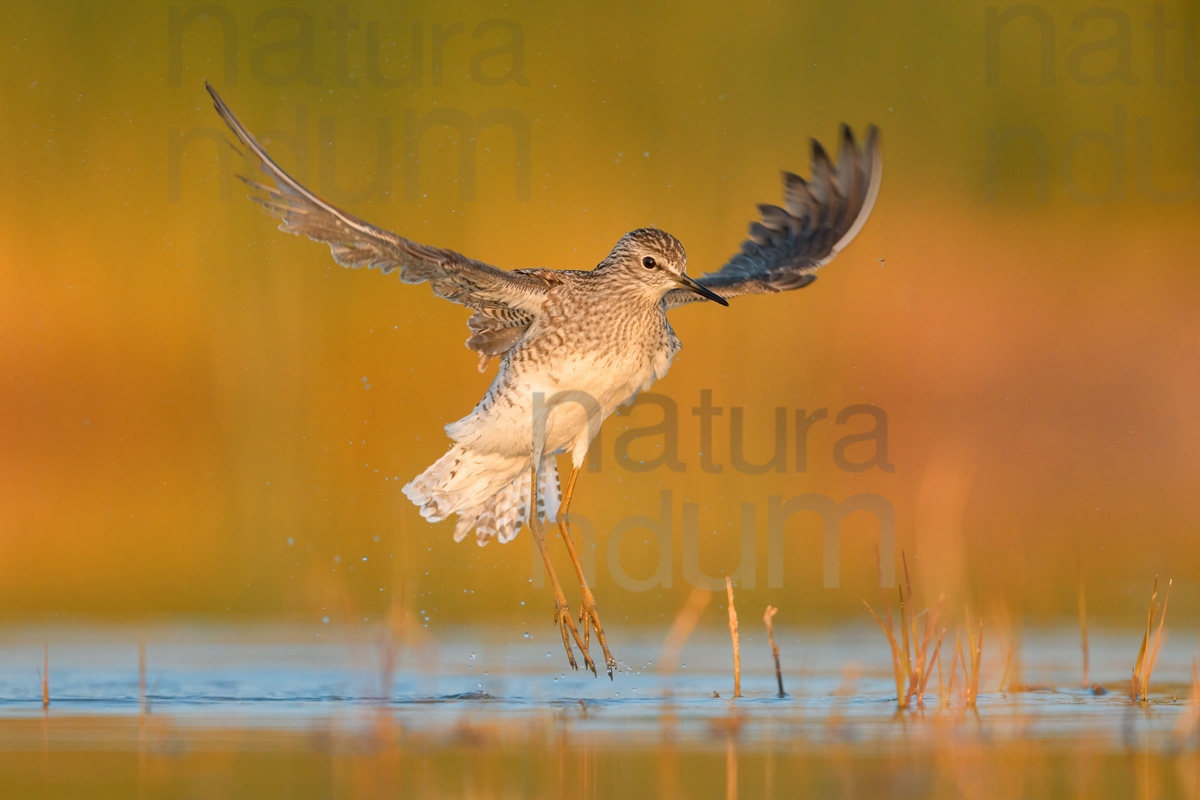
2;0;1198;629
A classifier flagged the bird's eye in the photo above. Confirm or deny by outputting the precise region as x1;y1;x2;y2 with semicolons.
642;256;657;269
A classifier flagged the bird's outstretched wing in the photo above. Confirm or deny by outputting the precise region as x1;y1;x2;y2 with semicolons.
206;83;558;319
665;124;881;308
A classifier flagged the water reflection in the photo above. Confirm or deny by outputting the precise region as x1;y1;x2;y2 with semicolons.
0;624;1196;797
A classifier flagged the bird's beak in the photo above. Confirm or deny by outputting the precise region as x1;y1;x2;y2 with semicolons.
676;274;729;306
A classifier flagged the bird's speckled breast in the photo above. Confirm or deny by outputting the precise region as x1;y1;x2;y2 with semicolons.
532;279;680;402
449;273;684;462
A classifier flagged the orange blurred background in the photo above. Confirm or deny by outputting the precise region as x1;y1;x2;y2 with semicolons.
2;0;1198;628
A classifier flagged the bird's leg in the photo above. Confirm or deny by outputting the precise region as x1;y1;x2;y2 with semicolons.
557;466;617;679
528;467;594;675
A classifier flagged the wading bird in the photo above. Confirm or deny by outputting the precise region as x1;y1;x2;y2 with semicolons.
206;84;881;678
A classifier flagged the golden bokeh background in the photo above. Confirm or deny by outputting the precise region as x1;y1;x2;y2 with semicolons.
3;0;1198;628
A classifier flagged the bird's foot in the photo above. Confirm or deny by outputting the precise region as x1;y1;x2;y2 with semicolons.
580;594;617;680
554;600;595;675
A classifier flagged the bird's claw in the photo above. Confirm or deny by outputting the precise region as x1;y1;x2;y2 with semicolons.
552;603;578;670
580;596;616;680
554;601;595;675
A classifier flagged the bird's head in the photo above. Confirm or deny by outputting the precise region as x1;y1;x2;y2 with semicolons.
598;228;728;306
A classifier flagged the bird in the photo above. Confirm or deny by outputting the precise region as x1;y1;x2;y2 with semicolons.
205;83;882;679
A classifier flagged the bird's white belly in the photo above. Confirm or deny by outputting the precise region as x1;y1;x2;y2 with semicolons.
449;344;676;462
535;350;663;448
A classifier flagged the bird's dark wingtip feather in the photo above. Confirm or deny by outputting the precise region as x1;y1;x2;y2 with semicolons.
865;124;882;152
810;138;829;163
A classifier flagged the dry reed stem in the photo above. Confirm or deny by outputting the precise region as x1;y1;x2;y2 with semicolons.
138;637;147;714
916;627;948;701
726;577;741;699
965;610;983;709
917;601;942;678
973;622;984;705
948;635;965;705
900;559;913;685
1146;580;1172;687
913;599;945;704
1078;558;1090;687
1132;577;1171;702
960;640;970;697
937;649;944;705
763;605;784;698
902;555;939;697
944;641;959;706
864;546;907;706
868;551;950;705
41;644;49;709
863;599;906;706
863;551;947;708
1131;576;1158;699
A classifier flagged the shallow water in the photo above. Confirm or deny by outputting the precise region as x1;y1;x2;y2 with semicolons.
0;624;1194;738
0;624;1196;798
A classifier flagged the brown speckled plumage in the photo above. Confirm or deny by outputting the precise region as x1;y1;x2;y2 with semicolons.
206;83;881;547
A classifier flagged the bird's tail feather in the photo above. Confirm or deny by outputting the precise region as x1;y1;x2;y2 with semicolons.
402;446;560;546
